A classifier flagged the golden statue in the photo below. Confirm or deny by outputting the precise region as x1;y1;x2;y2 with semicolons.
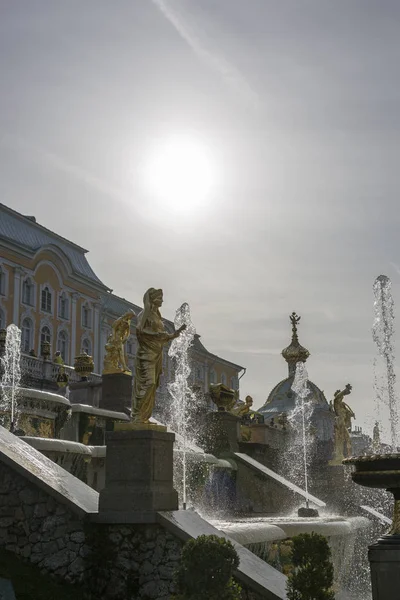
233;395;253;417
330;384;354;464
132;288;186;423
103;310;135;375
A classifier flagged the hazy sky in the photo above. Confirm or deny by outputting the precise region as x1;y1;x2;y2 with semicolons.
1;0;400;438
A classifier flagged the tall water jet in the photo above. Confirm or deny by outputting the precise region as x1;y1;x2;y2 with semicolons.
290;361;315;515
0;324;22;431
372;275;399;450
168;302;196;510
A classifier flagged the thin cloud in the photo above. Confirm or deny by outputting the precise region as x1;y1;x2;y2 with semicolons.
1;134;127;203
151;0;259;108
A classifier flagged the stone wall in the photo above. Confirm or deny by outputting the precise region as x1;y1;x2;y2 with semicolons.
0;460;266;600
0;460;183;599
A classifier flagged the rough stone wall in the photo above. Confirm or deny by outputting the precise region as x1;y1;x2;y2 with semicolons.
0;461;183;599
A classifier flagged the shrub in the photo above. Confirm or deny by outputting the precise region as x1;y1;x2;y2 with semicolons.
173;534;242;600
286;532;335;600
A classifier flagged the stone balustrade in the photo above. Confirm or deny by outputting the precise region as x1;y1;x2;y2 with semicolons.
19;354;102;387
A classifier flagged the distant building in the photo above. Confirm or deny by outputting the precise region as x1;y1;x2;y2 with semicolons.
258;313;335;460
0;203;244;395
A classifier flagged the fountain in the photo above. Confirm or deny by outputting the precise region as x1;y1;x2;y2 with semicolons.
372;275;399;451
343;275;400;599
290;361;318;517
0;324;22;432
168;302;196;510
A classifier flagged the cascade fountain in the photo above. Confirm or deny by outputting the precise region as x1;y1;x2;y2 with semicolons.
0;324;22;431
168;302;196;510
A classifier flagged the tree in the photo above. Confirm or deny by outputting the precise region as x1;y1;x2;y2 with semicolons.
173;534;242;600
286;532;335;600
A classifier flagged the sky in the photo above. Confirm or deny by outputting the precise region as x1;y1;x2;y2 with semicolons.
1;0;400;439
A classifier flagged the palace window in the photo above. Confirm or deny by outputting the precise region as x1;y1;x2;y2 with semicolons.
41;287;52;313
231;376;238;390
59;292;69;319
0;267;5;296
22;278;34;306
210;370;216;384
82;304;92;328
82;338;92;355
221;373;227;386
21;318;34;353
0;308;5;329
196;366;203;380
41;325;51;344
127;338;135;355
57;330;69;362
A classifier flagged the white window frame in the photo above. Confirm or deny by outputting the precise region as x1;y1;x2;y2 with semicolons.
40;283;54;315
81;303;92;329
0;263;9;297
57;328;69;363
21;316;35;354
58;291;70;320
21;276;36;308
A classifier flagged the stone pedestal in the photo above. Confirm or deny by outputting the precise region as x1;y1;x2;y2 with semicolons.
69;381;102;407
369;536;400;599
98;428;178;522
101;372;132;414
203;411;240;457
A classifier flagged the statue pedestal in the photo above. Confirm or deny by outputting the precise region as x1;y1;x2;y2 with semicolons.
369;536;400;599
101;372;132;414
203;411;240;457
98;428;178;522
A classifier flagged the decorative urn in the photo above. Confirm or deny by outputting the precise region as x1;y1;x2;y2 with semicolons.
343;453;400;536
41;340;51;359
74;352;95;381
209;383;236;412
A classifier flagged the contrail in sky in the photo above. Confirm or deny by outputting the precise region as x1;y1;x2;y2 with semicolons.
151;0;259;108
1;134;127;203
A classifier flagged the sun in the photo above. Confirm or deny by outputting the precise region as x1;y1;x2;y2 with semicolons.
142;134;217;211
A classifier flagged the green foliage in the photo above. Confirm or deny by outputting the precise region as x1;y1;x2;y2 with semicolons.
0;548;84;600
286;533;335;600
173;534;242;600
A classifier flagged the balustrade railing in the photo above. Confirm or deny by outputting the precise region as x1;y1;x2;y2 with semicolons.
19;353;102;386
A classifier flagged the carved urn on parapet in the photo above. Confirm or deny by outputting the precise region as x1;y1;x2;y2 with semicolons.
74;352;95;381
209;383;236;412
41;340;51;360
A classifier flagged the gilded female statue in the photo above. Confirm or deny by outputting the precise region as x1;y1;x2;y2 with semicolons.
330;383;354;463
103;310;135;375
132;288;186;423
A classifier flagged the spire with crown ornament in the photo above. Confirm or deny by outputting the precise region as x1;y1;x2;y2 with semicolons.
281;312;310;377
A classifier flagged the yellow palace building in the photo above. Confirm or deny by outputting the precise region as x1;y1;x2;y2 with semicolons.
0;203;244;394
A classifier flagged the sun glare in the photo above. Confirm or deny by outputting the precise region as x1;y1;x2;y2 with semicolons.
142;135;217;211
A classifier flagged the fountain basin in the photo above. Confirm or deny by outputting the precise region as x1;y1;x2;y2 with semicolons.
0;386;71;438
343;454;400;491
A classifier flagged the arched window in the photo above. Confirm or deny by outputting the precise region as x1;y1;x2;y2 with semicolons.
127;337;135;355
41;326;51;344
231;376;238;390
82;338;92;355
22;278;34;306
0;308;5;329
209;370;216;384
21;318;34;353
41;286;52;313
221;373;227;386
196;366;203;380
82;304;92;328
57;330;69;362
59;292;69;319
0;267;5;296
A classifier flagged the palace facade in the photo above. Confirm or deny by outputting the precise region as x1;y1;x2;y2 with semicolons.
0;203;244;394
